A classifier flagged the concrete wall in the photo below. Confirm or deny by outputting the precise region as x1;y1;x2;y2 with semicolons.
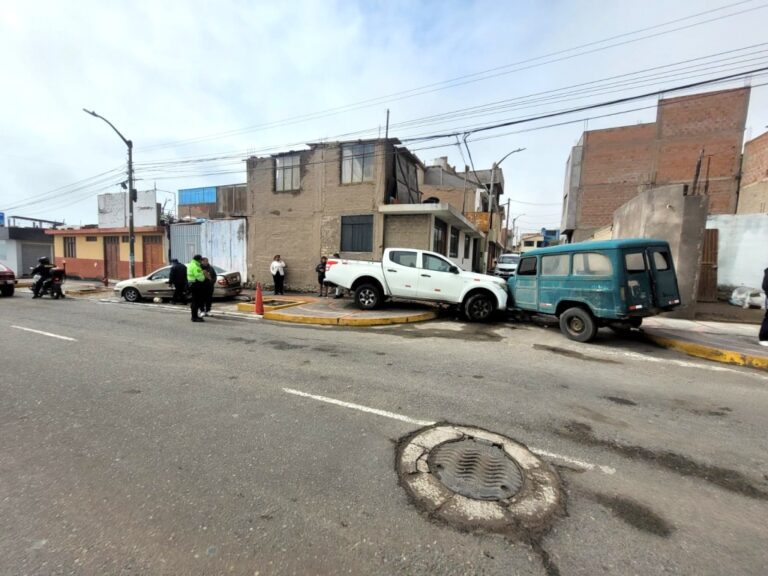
706;214;768;289
568;88;749;239
98;191;159;228
383;214;430;251
612;184;708;318
246;141;393;290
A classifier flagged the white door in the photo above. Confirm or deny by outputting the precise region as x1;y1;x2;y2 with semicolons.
418;253;464;302
383;250;420;298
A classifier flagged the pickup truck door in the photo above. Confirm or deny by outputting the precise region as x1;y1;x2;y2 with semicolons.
383;250;420;298
417;253;464;301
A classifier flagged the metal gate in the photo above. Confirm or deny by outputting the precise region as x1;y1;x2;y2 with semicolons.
697;228;718;302
104;236;120;279
142;235;164;275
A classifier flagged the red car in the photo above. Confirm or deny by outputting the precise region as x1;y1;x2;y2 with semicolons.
0;263;16;297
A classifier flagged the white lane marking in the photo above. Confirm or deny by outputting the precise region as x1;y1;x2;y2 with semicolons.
600;348;768;381
283;388;435;427
529;447;616;475
282;388;615;474
11;325;77;342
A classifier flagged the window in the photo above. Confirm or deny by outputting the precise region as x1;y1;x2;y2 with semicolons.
85;236;97;242
624;252;646;273
499;254;520;265
541;254;569;276
432;218;447;254
150;268;170;280
389;250;417;267
536;241;544;247
121;236;129;243
63;236;76;258
574;252;613;276
449;227;459;258
341;215;373;252
653;251;670;271
463;236;471;259
423;253;454;273
275;154;301;191
341;143;375;184
523;240;535;247
517;257;537;276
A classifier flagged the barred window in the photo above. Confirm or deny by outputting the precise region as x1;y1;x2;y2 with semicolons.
64;236;76;258
275;155;301;192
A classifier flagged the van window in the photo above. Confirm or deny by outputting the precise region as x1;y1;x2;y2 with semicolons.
517;257;537;276
390;250;417;267
653;251;670;271
573;252;612;276
624;252;646;273
541;254;569;276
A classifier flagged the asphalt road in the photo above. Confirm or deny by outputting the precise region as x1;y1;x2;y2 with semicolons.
1;293;767;576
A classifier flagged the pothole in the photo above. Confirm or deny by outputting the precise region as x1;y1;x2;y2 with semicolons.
396;425;563;537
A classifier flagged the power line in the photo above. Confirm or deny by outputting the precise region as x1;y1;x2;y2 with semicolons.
137;0;766;151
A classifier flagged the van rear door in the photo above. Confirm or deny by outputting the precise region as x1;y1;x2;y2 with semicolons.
623;251;653;314
647;248;681;308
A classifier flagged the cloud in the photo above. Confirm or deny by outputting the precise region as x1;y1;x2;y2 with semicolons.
1;0;766;229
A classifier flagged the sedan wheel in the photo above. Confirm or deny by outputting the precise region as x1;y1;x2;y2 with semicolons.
122;287;141;302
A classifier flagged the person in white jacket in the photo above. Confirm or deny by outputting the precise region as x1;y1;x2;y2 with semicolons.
270;255;286;295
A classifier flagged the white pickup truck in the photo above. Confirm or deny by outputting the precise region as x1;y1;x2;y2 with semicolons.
325;248;509;321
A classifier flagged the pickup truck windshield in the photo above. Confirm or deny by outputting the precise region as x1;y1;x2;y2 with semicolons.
499;255;519;265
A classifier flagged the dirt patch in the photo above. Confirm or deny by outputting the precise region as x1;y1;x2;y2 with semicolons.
602;396;638;406
591;492;673;537
533;344;621;364
558;421;768;500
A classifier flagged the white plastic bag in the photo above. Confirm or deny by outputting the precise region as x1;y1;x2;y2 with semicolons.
729;286;765;309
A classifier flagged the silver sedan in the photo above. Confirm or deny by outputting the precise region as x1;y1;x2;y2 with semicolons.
114;265;242;302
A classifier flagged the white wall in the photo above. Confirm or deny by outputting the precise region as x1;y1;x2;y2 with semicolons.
98;191;158;228
448;231;475;270
707;214;768;288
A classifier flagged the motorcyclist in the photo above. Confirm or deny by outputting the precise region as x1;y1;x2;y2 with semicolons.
31;256;54;298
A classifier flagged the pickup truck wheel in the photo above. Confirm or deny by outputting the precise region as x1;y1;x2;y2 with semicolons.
464;293;494;322
559;307;597;342
355;283;381;310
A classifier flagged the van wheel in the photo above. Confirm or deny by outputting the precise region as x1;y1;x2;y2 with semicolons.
464;292;494;322
354;283;381;310
559;307;597;342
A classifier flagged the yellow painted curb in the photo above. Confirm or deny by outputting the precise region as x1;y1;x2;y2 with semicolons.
646;333;768;372
263;309;438;326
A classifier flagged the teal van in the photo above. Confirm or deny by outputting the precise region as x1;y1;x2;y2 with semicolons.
507;239;681;342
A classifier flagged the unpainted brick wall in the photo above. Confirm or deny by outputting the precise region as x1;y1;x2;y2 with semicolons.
575;88;749;230
383;214;431;250
741;131;768;188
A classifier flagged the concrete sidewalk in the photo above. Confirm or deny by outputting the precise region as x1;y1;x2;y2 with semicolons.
643;316;768;371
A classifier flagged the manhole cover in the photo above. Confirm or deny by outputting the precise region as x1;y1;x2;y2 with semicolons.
429;438;523;501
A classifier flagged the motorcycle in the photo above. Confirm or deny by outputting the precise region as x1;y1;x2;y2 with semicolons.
30;269;65;299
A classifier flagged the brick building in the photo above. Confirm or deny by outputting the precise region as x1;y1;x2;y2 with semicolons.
245;139;486;290
737;130;768;213
562;87;750;241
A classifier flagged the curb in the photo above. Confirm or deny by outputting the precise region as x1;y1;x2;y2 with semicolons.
644;332;768;372
262;309;438;326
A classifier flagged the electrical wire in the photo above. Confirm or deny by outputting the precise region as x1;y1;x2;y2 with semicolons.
137;0;767;151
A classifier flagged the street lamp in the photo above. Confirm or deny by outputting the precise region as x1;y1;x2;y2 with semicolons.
484;147;525;271
83;108;136;278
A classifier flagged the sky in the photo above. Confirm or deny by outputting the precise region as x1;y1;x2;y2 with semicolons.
1;0;767;235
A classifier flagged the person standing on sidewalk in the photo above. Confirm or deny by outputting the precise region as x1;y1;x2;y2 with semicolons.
168;258;187;304
315;256;328;297
187;255;206;323
760;267;768;346
270;255;286;295
200;257;217;317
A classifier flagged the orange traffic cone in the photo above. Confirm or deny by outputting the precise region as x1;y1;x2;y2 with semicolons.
254;282;264;315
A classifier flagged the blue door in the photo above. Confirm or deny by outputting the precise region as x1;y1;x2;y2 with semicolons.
513;255;538;310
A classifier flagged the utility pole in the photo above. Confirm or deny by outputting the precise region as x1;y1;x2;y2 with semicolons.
385;109;390;140
504;198;511;250
83;109;136;278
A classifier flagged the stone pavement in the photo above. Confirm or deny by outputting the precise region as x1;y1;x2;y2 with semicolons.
643;315;768;371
